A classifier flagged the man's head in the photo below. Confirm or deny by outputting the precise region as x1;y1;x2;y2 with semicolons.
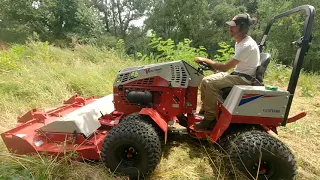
226;13;257;37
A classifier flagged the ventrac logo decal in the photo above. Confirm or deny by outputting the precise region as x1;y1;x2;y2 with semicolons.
145;67;162;74
263;109;281;113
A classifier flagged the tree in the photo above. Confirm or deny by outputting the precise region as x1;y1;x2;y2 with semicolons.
0;0;104;43
145;0;211;42
92;0;150;38
144;0;245;57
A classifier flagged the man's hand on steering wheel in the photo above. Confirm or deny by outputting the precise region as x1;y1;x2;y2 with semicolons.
194;57;212;71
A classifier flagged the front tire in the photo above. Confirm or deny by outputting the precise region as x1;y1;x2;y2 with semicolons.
225;130;296;180
101;119;161;179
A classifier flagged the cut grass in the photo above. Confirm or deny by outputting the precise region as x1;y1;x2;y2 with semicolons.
0;42;319;179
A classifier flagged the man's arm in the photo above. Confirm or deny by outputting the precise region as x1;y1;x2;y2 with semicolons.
195;57;240;72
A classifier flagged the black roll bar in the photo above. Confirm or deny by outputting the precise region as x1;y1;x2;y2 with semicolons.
258;5;315;126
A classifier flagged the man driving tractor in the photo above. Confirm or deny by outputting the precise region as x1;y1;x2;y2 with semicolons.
194;13;260;130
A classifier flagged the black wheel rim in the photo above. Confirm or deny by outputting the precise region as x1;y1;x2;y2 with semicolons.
253;160;275;178
115;145;141;168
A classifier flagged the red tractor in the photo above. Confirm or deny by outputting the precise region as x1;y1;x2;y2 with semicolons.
1;5;315;180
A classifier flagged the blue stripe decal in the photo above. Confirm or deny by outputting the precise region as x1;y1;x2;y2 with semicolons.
239;95;264;106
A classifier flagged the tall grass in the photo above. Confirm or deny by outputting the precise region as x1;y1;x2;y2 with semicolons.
0;42;319;179
0;151;120;180
0;42;140;130
0;42;143;179
262;49;319;97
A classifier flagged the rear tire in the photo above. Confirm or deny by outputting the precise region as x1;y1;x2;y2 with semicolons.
225;130;296;180
101;118;161;179
217;124;264;150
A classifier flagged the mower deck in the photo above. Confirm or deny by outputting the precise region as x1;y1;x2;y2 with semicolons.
1;94;123;160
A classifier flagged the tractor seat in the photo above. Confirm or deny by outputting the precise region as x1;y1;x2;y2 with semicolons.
221;53;272;99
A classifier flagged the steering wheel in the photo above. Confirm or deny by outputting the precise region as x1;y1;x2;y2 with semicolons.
198;62;211;71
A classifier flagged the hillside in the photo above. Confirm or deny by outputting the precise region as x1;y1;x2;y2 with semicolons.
0;42;319;179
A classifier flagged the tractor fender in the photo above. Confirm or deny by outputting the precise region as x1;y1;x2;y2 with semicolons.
139;108;168;144
210;108;232;142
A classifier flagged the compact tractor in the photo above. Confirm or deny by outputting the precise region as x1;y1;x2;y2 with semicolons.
1;5;315;180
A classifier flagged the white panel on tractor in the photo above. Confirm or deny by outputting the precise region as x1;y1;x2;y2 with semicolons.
223;86;289;118
114;60;203;88
40;94;115;137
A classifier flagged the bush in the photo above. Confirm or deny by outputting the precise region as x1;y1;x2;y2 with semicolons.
0;44;25;72
137;34;208;66
213;42;235;63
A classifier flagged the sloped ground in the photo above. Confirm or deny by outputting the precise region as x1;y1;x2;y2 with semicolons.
0;43;319;179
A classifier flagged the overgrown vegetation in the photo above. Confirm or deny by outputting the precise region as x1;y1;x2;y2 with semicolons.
0;41;320;179
1;0;319;179
137;34;208;66
1;0;320;71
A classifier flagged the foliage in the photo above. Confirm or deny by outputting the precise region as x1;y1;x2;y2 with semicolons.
87;34;120;49
0;0;104;43
213;42;235;62
255;0;320;72
1;0;320;71
144;0;244;57
143;0;320;72
125;27;150;56
91;0;150;38
115;39;126;58
137;34;208;66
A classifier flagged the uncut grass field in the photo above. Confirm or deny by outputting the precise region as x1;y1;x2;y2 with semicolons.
0;42;319;179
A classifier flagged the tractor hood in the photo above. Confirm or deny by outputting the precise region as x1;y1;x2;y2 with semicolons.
114;60;204;88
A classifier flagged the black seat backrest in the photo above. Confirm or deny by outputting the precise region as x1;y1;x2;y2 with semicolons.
221;52;272;99
255;53;271;85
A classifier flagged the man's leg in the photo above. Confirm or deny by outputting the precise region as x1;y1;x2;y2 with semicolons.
195;74;251;130
199;73;219;114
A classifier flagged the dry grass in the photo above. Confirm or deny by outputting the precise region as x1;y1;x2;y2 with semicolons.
0;42;319;179
277;95;320;180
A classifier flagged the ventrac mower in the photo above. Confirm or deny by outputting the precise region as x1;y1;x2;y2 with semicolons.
1;5;315;180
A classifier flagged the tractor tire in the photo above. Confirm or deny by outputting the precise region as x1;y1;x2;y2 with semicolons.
225;130;296;180
101;118;161;179
120;113;164;140
120;113;154;126
217;124;264;151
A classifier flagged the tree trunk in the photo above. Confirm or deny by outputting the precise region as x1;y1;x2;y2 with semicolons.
111;0;118;36
116;0;124;38
104;0;110;33
104;11;110;32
